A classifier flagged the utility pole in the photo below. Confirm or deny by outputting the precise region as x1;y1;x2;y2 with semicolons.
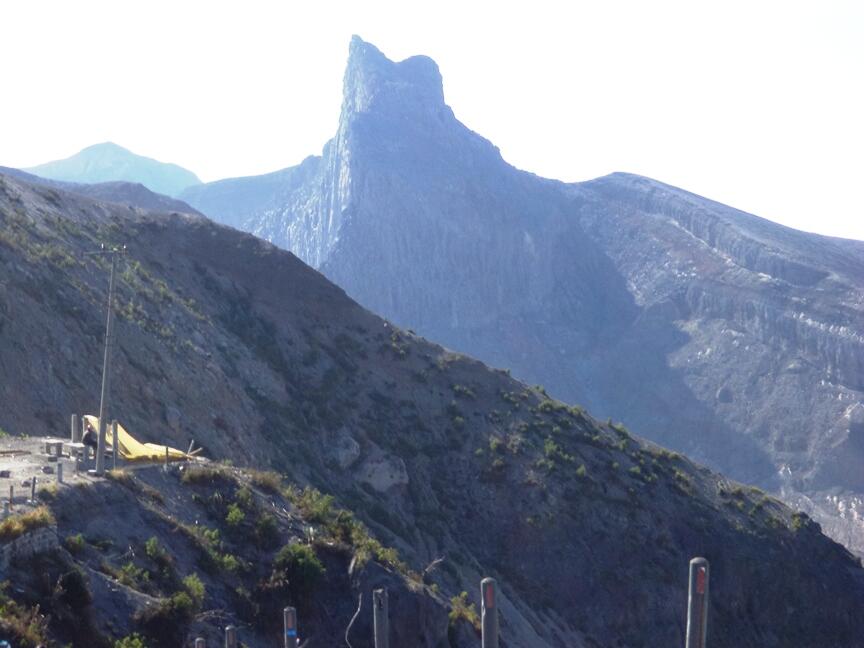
87;245;126;477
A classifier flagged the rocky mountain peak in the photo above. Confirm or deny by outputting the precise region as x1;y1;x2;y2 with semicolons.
342;35;446;119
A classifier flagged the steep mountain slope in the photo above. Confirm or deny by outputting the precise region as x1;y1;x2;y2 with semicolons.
181;37;864;553
2;172;864;647
25;142;201;197
0;166;201;215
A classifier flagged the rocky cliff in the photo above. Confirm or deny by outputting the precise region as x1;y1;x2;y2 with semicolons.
181;37;864;554
2;172;864;646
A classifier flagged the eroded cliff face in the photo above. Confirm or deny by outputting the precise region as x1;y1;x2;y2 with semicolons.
181;37;864;553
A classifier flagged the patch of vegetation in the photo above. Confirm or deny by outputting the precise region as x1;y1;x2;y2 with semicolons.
106;468;136;486
791;512;809;532
115;634;147;648
448;591;480;629
225;503;245;527
0;506;55;542
0;582;50;647
118;561;150;590
65;533;86;555
283;486;416;578
452;384;476;400
254;513;280;549
248;469;282;493
182;573;205;609
181;464;234;486
273;543;325;596
37;482;58;502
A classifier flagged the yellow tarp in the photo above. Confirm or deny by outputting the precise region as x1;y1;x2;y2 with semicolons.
83;415;189;463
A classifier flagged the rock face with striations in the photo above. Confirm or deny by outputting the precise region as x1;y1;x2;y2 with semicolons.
181;37;864;553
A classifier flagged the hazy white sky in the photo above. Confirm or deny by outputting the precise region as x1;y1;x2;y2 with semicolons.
1;0;862;240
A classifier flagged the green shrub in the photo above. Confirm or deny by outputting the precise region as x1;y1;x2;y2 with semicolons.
235;485;254;510
255;513;280;549
448;591;480;629
65;533;86;555
274;543;325;596
226;503;245;527
119;561;150;590
115;634;147;648
182;573;205;608
135;591;196;646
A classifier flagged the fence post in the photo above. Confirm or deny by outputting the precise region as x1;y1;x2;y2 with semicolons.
71;414;80;443
8;485;13;511
284;606;298;648
30;477;36;503
2;502;8;518
57;463;64;484
373;588;389;648
225;625;237;648
481;577;499;648
195;639;206;648
685;557;710;648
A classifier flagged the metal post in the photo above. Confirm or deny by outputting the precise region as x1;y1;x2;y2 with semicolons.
164;446;169;472
225;625;237;648
30;477;36;503
9;485;13;511
685;557;710;648
111;420;118;470
95;252;119;477
195;639;206;648
481;577;499;648
57;463;64;484
373;588;389;648
284;606;298;648
71;414;80;443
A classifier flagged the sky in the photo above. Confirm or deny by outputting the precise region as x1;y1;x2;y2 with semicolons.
1;0;862;240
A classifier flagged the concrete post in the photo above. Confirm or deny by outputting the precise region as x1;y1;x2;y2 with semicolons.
71;414;80;443
481;577;499;648
111;420;118;471
57;463;64;484
30;477;36;503
225;625;237;648
685;557;710;648
195;639;206;648
284;606;298;648
373;588;389;648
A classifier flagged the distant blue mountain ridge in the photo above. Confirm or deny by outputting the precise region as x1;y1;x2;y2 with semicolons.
24;142;201;197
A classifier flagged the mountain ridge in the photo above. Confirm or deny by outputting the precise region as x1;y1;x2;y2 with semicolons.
25;142;201;197
2;170;864;646
180;37;864;555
